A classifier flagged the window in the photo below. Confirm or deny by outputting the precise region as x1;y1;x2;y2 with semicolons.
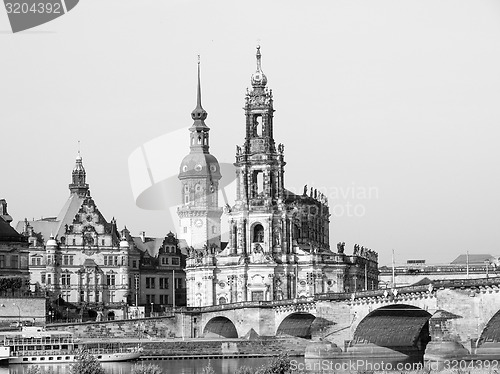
31;257;36;266
132;260;137;268
159;295;169;305
72;239;76;245
113;256;118;266
110;291;115;303
161;257;167;265
183;227;187;234
0;255;4;268
146;277;155;289
106;274;116;286
219;297;227;305
63;255;73;266
47;274;52;285
172;257;180;266
159;278;169;289
11;255;18;269
184;195;189;204
104;256;108;266
175;278;182;289
37;257;41;266
253;224;264;243
41;274;46;283
212;226;217;234
61;274;71;286
101;239;105;246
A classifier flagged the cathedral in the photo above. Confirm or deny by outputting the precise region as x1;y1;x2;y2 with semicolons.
180;47;379;307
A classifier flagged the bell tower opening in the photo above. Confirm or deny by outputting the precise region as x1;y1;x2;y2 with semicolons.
253;224;264;243
254;115;263;137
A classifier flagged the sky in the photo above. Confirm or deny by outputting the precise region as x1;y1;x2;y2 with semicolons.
1;0;500;265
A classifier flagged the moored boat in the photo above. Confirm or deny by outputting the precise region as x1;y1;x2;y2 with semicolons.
1;327;141;364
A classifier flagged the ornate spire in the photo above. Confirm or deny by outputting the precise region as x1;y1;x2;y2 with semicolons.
69;150;89;196
191;55;208;123
251;45;267;88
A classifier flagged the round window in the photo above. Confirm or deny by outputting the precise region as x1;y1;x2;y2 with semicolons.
182;165;188;172
195;164;202;171
210;165;217;172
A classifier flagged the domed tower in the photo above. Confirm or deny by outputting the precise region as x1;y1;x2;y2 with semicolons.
69;152;89;197
178;59;222;250
234;46;285;210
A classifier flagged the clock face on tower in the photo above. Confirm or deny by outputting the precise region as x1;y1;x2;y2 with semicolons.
195;219;203;228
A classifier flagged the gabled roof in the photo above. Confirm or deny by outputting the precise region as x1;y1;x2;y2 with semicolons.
132;237;165;257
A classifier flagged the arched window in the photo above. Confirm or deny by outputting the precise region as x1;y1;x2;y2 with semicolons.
253;224;264;243
254;115;263;137
197;136;202;144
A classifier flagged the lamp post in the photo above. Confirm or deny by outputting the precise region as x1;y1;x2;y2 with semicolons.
12;303;20;330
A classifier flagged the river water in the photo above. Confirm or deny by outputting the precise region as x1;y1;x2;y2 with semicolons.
0;356;496;373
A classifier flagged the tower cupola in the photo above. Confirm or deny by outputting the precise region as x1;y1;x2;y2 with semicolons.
69;152;89;196
251;45;268;88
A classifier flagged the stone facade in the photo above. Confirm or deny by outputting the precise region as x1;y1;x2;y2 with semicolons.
181;47;379;307
129;231;186;312
0;200;30;295
16;155;186;320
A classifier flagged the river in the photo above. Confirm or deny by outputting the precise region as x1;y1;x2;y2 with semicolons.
0;356;497;373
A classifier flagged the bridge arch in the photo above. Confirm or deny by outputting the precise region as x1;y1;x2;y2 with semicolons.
203;316;238;338
276;312;316;339
478;309;500;345
353;304;431;353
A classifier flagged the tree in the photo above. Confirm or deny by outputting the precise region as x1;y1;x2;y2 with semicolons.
255;353;291;374
131;363;164;374
202;361;216;374
235;367;254;374
70;349;105;374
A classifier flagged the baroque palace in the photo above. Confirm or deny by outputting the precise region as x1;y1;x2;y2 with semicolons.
179;47;379;307
14;155;186;320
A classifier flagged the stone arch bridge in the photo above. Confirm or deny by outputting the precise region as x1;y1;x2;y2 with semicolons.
178;278;500;353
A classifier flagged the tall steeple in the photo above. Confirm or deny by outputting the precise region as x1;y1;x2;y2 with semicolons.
178;56;222;251
69;151;89;196
188;56;211;154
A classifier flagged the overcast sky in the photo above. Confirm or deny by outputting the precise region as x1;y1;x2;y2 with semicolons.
2;0;500;265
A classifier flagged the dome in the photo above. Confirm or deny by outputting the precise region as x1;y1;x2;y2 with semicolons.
251;46;267;88
178;152;221;180
120;238;129;249
46;235;57;247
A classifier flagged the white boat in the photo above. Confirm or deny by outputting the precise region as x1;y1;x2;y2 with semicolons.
1;327;142;364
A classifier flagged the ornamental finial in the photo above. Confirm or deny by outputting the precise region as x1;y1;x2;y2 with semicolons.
191;55;208;121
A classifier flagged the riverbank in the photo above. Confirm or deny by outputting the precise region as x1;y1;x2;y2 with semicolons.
78;336;309;359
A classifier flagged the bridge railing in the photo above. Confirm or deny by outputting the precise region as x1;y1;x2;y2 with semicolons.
180;277;500;313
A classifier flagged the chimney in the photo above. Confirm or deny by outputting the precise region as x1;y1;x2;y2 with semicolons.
0;199;13;224
140;231;146;242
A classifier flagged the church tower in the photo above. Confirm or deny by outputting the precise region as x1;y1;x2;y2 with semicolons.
178;59;222;251
229;46;287;259
69;152;89;197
